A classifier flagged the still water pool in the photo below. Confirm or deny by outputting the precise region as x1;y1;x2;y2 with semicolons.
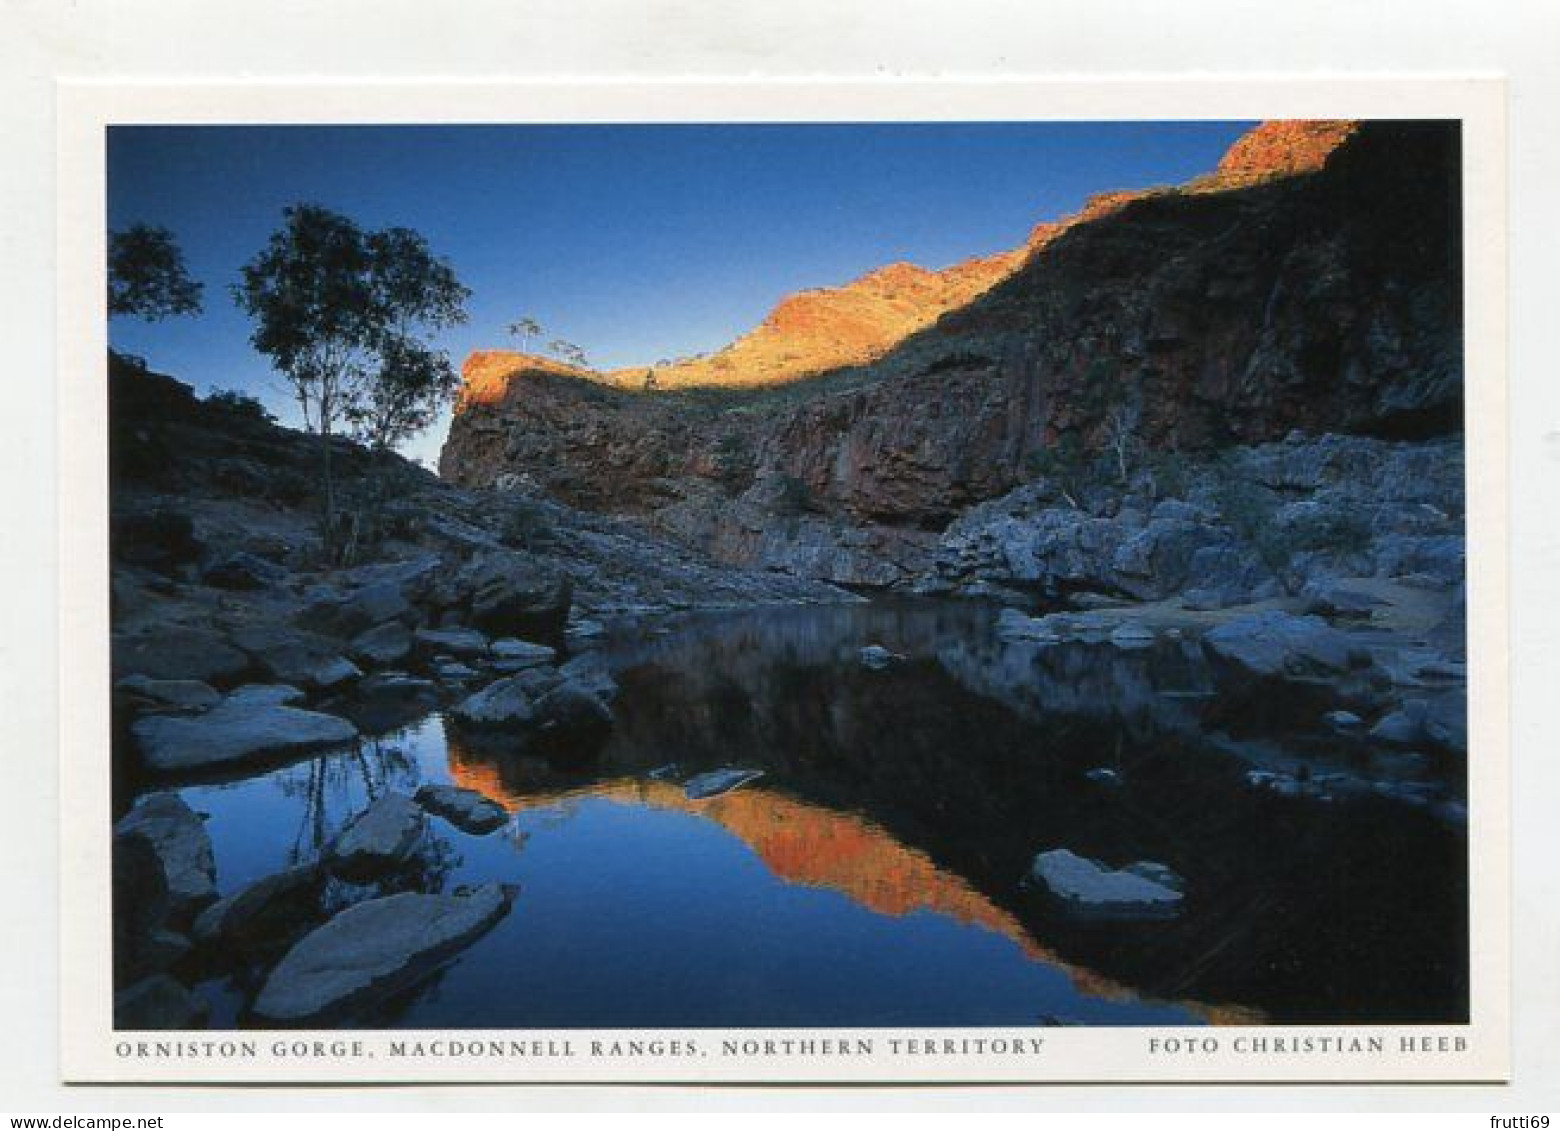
141;600;1467;1028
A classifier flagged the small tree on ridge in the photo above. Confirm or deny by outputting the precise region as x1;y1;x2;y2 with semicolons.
109;224;203;322
235;204;469;558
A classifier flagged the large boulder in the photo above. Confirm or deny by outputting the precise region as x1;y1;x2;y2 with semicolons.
1366;691;1463;756
1109;517;1230;597
114;793;216;921
114;974;208;1030
450;668;562;729
446;551;572;645
200;551;287;590
413;627;490;659
529;682;615;754
489;638;557;670
113;831;188;987
113;626;251;687
1421;689;1468;755
111;509;203;572
223;683;306;707
349;622;414;667
328;793;425;881
1028;849;1184;920
1373;534;1465;588
114;676;222;713
305;581;413;638
132;696;358;773
1202;611;1371;680
251;884;515;1026
231;625;363;691
1302;578;1385;619
192;864;326;955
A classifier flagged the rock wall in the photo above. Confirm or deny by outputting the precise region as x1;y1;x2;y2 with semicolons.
440;120;1463;586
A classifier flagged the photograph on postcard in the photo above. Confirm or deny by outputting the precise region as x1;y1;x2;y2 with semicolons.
58;83;1505;1082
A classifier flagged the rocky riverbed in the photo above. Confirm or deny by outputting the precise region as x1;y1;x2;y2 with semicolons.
108;357;1468;1030
112;598;1467;1030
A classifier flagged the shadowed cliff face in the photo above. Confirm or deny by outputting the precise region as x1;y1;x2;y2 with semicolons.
440;120;1461;582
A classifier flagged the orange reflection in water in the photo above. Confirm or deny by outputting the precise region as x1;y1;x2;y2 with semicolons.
444;735;1259;1025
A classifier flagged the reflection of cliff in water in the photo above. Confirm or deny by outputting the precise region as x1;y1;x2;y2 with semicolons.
447;601;1466;1024
442;748;1255;1025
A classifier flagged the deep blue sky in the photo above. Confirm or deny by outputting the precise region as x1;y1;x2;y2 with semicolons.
108;121;1252;466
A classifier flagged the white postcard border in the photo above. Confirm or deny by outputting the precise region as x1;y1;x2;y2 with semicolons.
56;76;1509;1085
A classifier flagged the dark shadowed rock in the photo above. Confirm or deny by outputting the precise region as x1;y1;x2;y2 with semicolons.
307;581;413;637
557;655;618;702
1428;585;1467;658
858;644;903;670
192;864;325;954
414;627;490;659
454;552;572;644
337;672;440;733
223;683;306;707
132;697;358;773
201;550;286;590
1302;579;1384;619
684;767;764;801
114;793;216;921
529;681;615;757
1421;689;1468;755
1374;534;1465;589
490;638;557;669
451;674;539;729
115;974;208;1030
1181;588;1243;612
113;626;251;686
251;884;515;1026
114;675;222;713
232;625;363;691
350;621;414;667
1028;849;1184;920
1325;709;1364;731
328;793;425;881
113;831;187;986
1108;622;1156;649
112;509;203;572
1370;705;1425;746
415;784;510;835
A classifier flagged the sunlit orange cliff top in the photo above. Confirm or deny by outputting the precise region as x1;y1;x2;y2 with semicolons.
456;119;1361;407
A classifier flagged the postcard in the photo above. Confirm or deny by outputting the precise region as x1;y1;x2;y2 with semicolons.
56;77;1508;1084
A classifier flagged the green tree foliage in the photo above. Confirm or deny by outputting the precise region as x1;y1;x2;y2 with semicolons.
344;336;460;452
351;225;469;451
108;224;203;321
234;204;469;557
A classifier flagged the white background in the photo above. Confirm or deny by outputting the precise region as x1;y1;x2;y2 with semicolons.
3;0;1557;1115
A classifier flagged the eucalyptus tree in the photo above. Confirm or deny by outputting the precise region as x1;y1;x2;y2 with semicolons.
506;316;542;352
235;204;469;557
